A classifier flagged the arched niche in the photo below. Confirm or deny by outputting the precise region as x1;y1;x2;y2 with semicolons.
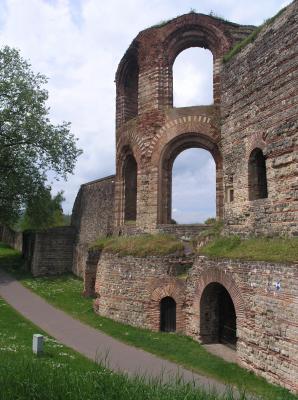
160;296;176;332
123;154;137;222
200;282;237;348
248;148;268;201
116;48;139;125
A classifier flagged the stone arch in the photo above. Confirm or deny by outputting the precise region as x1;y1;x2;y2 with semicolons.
162;15;233;105
150;118;222;224
115;146;139;225
149;114;218;160
246;133;267;160
148;282;185;332
188;268;246;342
116;128;143;167
200;282;237;346
115;45;139;126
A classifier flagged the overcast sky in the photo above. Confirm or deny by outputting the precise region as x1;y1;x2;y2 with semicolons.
0;0;291;223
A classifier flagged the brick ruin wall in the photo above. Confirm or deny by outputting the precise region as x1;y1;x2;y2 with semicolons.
221;2;298;236
71;176;115;277
111;1;297;236
23;226;75;276
0;225;22;252
92;251;298;393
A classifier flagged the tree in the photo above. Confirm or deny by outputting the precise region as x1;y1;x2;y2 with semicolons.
0;46;82;226
19;186;65;231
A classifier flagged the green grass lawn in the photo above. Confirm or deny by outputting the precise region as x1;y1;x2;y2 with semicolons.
0;296;247;400
0;242;297;400
199;236;298;263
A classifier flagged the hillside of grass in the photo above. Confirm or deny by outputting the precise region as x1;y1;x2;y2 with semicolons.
199;236;298;264
90;234;184;257
0;296;246;400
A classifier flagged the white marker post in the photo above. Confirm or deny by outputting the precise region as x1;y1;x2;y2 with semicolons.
32;334;43;355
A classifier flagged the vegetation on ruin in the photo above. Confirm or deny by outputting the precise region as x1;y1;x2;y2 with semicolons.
0;46;82;227
199;236;298;264
0;296;248;400
223;6;288;63
1;244;296;400
90;234;184;257
17;187;66;231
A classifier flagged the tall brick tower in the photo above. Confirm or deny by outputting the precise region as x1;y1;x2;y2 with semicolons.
114;13;254;231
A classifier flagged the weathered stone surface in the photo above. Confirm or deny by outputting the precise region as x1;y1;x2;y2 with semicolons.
220;2;298;236
0;225;22;252
71;176;115;276
23;226;75;276
94;252;191;332
92;251;298;393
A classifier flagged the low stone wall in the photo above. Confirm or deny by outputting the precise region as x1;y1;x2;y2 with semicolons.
0;225;22;252
94;252;191;332
23;226;75;276
186;257;298;392
83;248;102;297
156;224;208;239
91;251;298;393
71;175;115;277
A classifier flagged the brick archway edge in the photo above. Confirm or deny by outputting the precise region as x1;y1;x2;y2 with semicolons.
192;268;246;322
147;282;185;332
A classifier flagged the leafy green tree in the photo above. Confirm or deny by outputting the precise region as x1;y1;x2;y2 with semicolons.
20;186;65;231
0;46;82;226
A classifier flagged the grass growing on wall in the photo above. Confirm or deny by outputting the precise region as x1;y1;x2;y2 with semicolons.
1;244;296;400
199;236;298;264
223;6;288;63
90;234;184;257
0;296;248;400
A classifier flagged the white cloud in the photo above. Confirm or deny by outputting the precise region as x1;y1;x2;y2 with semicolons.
0;0;289;218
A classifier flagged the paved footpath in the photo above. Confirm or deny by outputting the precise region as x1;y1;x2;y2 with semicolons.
0;269;227;394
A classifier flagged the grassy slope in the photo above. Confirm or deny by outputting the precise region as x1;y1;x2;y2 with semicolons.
90;234;184;257
199;236;298;264
0;244;296;400
0;296;247;400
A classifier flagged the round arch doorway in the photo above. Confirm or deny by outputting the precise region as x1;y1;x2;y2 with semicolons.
200;282;237;348
160;296;176;332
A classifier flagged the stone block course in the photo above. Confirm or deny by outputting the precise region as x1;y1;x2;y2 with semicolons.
91;251;298;393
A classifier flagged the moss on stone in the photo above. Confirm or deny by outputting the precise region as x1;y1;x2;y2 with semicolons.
223;6;288;63
90;234;184;257
199;236;298;263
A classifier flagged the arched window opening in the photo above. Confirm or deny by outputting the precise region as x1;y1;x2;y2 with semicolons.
123;60;139;121
173;48;213;107
160;296;176;332
200;283;237;348
248;148;268;200
124;155;137;222
172;148;216;224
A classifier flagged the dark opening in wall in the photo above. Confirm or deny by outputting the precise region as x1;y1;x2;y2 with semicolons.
124;155;137;221
248;148;268;200
160;296;176;332
200;282;237;348
123;59;139;122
